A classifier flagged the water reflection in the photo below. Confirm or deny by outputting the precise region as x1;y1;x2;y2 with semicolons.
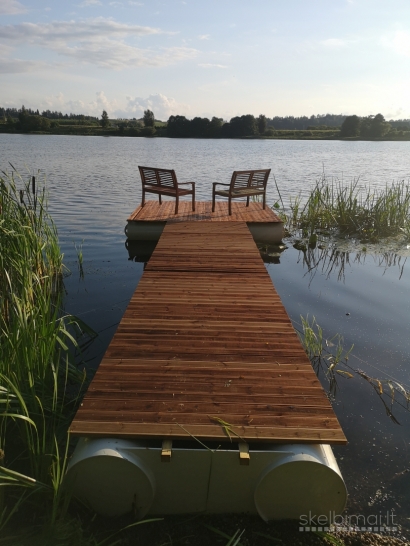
290;241;408;282
125;239;158;262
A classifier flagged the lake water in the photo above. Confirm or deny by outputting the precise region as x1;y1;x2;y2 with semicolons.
1;134;410;537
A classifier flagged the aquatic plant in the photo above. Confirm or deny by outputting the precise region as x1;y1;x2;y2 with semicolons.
0;169;94;538
275;174;410;244
297;315;410;421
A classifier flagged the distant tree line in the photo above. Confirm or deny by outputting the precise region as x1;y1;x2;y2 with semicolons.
165;113;343;137
0;106;98;121
2;104;410;139
166;114;270;138
340;114;410;138
267;114;345;130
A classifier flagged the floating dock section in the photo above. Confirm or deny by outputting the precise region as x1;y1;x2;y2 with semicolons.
125;200;284;244
67;221;347;520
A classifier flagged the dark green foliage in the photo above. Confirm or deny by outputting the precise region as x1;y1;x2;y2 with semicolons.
307;124;339;130
360;113;391;138
167;115;225;138
6;115;14;129
208;116;224;137
340;115;361;137
143;109;155;128
268;113;346;130
15;107;51;132
167;115;191;137
227;114;257;137
141;126;156;136
257;114;267;134
100;110;109;128
190;116;210;137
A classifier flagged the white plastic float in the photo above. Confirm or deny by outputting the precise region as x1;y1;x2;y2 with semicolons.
65;439;347;520
124;220;284;245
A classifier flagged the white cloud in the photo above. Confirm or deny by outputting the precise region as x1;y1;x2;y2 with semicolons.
0;18;197;69
382;30;410;58
109;1;123;5
89;90;118;113
35;91;184;118
320;38;348;49
56;43;197;69
198;63;227;68
80;0;102;6
0;58;44;73
116;93;186;120
128;1;143;4
0;0;27;15
39;91;118;116
198;34;210;40
1;18;163;42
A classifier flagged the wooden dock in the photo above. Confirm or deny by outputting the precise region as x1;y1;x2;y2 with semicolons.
126;201;284;244
70;221;346;445
127;200;283;223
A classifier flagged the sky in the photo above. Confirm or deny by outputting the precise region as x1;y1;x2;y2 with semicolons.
1;0;410;120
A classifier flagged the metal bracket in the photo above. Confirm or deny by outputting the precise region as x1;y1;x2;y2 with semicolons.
239;442;250;465
161;440;172;462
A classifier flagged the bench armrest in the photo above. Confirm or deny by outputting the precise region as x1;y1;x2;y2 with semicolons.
178;181;195;186
212;182;230;188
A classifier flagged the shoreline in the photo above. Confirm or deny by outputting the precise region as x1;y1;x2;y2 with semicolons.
1;130;410;141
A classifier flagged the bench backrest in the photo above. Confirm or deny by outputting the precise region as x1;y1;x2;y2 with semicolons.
230;169;271;190
139;166;178;189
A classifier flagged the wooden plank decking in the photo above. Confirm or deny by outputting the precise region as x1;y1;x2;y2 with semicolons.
127;200;282;224
70;222;346;445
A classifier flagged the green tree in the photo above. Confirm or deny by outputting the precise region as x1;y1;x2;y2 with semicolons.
18;105;30;127
207;116;224;137
360;114;390;138
101;110;109;128
190;116;210;137
167;115;191;137
228;114;257;137
340;115;361;138
143;109;155;128
257;114;267;134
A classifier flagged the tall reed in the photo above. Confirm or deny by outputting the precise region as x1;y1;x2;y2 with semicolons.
0;170;91;535
280;174;410;242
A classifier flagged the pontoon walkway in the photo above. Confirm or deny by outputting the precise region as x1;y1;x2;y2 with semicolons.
70;221;346;445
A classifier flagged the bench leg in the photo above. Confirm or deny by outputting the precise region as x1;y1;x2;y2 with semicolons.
263;192;266;209
212;191;215;212
159;194;162;205
175;195;179;215
192;189;195;211
141;189;146;207
246;196;250;207
228;197;232;216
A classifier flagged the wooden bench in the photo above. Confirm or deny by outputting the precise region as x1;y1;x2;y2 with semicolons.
139;166;195;215
212;169;271;215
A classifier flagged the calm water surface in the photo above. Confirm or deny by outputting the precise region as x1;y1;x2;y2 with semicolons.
1;135;410;536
